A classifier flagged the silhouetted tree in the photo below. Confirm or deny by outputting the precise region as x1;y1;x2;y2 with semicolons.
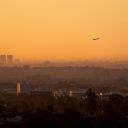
85;89;97;115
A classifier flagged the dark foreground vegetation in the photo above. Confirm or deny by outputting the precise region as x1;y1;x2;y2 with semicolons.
0;89;128;128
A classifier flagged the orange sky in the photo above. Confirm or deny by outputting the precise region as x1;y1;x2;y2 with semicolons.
0;0;128;61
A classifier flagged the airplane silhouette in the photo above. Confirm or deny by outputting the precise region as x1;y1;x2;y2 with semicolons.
93;37;100;40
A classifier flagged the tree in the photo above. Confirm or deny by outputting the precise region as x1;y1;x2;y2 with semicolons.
85;89;97;115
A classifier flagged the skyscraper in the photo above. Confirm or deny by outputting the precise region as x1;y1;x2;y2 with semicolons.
0;55;6;65
7;55;13;65
16;81;31;95
17;82;21;96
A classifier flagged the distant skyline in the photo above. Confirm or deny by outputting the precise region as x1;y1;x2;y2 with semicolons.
0;0;128;61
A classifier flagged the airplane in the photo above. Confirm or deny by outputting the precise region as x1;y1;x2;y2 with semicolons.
93;37;100;40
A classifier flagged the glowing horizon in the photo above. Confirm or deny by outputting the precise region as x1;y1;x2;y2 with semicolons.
0;0;128;61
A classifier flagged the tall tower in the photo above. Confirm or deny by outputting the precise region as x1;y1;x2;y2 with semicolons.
0;55;6;65
17;81;31;95
17;82;21;96
26;82;31;95
7;55;13;65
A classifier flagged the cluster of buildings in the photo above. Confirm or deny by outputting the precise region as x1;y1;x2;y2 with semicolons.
0;55;13;65
16;82;31;96
1;81;126;101
53;89;87;98
16;82;87;98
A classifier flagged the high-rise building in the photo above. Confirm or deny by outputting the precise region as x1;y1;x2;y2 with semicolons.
0;55;6;65
16;81;31;96
17;82;21;96
7;55;13;65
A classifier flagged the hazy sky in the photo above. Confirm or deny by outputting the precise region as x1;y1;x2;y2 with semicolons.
0;0;128;61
